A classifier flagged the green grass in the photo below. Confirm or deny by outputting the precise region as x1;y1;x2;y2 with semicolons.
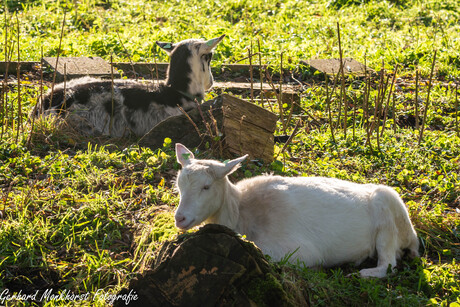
1;0;460;306
1;0;460;76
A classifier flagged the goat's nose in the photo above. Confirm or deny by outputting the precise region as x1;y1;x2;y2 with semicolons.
175;214;186;224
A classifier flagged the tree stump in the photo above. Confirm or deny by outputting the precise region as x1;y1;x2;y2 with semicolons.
115;224;293;307
139;94;278;163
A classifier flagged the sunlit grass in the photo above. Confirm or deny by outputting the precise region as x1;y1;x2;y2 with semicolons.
0;0;459;305
1;0;459;76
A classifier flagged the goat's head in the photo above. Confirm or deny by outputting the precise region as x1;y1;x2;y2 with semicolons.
174;143;247;230
157;35;225;98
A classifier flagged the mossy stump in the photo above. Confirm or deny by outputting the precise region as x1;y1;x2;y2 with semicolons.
116;224;293;307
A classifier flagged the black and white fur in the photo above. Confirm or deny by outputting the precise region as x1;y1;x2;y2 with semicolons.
35;35;225;137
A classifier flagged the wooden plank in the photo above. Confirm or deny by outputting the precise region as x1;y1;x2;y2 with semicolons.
221;94;276;162
1;61;293;81
115;63;270;76
0;61;35;74
114;62;168;79
42;57;120;81
222;94;277;132
215;81;300;93
302;58;371;75
223;119;274;162
223;119;274;147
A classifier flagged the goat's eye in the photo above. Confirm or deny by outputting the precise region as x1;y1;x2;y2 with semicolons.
202;53;212;62
203;185;210;190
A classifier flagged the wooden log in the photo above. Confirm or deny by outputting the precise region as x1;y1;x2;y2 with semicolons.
139;94;277;163
221;94;277;162
138;97;223;150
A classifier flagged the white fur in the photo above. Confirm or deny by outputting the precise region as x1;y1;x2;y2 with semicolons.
185;40;215;96
174;143;419;278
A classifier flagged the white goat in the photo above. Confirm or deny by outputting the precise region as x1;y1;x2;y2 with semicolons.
34;35;225;137
174;143;419;278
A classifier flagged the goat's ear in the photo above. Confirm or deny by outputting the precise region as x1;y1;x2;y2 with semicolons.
176;143;194;166
156;41;176;55
215;155;248;179
203;35;225;53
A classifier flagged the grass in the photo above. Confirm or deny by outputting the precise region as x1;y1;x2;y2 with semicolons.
1;0;460;306
1;0;460;75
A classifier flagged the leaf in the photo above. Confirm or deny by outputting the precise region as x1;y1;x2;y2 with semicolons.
75;221;91;228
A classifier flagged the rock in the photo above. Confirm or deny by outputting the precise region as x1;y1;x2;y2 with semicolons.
116;224;293;307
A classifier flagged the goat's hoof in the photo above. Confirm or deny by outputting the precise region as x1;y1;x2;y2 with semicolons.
359;268;386;278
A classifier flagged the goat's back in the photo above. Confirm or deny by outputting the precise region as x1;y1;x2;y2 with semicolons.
36;77;194;137
235;175;403;267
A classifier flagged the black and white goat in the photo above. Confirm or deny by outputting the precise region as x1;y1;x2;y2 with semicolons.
34;35;225;137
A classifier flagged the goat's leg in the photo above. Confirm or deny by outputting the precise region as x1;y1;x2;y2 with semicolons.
359;188;400;278
359;224;398;278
